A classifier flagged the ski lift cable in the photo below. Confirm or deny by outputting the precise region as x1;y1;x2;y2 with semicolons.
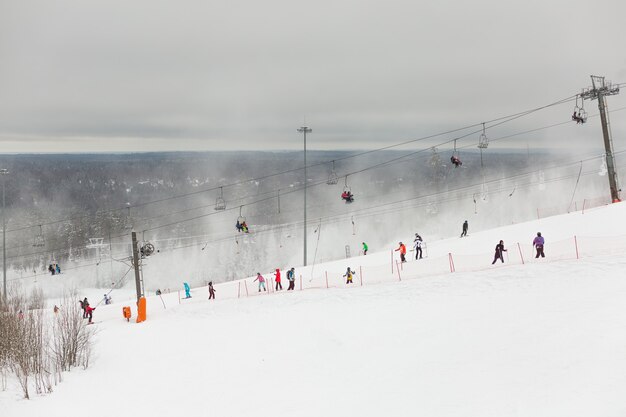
123;105;626;234
5;93;582;233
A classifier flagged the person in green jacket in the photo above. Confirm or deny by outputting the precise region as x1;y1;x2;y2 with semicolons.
362;242;368;255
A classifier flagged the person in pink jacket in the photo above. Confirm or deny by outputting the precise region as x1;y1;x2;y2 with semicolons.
254;273;267;292
274;269;282;290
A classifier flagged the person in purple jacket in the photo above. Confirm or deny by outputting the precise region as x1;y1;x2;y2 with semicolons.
533;232;545;258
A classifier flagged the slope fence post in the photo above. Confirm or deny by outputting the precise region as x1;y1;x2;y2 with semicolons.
574;235;579;259
395;261;402;281
238;281;241;299
359;266;363;286
244;280;249;297
517;242;525;265
325;271;329;289
448;253;456;273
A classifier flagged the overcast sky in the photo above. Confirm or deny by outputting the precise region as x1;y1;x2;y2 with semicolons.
1;0;625;153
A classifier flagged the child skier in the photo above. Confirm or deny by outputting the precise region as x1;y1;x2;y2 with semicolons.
274;269;282;290
533;232;545;258
395;242;407;263
85;304;96;324
492;240;507;264
287;267;295;290
343;267;355;284
208;281;216;299
254;273;266;292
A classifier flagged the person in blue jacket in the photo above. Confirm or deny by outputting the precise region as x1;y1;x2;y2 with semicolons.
183;282;191;298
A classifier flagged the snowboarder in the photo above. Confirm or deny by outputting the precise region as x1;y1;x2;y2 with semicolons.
183;282;192;299
274;269;282;290
413;235;423;260
208;281;216;299
85;304;96;324
461;220;468;237
533;232;545;258
254;273;266;292
343;267;355;284
287;267;295;290
491;240;507;264
395;242;407;263
362;242;368;255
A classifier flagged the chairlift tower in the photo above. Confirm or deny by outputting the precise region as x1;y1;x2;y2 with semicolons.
297;125;312;266
580;75;621;202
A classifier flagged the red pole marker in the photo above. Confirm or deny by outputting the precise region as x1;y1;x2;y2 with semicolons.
448;253;456;273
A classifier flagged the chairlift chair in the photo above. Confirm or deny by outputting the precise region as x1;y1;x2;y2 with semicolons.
214;186;226;211
32;225;45;248
478;123;489;149
327;160;339;185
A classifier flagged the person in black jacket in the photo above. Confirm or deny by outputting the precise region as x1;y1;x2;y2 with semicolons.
460;221;468;237
492;240;507;264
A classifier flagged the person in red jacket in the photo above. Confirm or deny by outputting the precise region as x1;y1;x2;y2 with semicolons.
395;242;407;263
274;268;282;290
85;304;96;324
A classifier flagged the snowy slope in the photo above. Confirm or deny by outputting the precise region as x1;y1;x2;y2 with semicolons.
2;203;626;417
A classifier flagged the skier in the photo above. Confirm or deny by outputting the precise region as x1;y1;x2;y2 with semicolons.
236;220;243;232
82;298;89;318
362;242;368;255
254;273;266;292
491;240;507;264
533;232;545;258
241;221;249;233
18;310;24;320
56;264;61;274
103;294;112;305
183;282;192;299
208;281;216;299
450;155;462;167
85;304;96;324
274;269;282;290
343;267;355;284
341;190;354;203
413;235;423;260
156;289;162;296
53;305;59;314
395;242;407;263
286;267;295;290
48;264;55;275
461;220;468;237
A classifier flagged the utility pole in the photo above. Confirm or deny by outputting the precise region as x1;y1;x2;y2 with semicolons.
580;75;621;202
0;169;8;302
131;231;143;302
297;126;312;266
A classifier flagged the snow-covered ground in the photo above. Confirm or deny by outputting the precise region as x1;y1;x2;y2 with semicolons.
2;203;626;417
